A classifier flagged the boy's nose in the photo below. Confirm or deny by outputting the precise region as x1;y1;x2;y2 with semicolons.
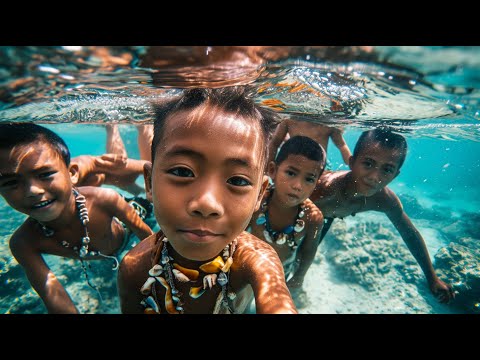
291;179;302;192
366;169;382;184
26;180;45;197
187;187;224;218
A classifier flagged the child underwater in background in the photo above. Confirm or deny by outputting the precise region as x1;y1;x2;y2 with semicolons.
117;87;298;314
248;135;325;306
0;123;153;314
310;128;455;303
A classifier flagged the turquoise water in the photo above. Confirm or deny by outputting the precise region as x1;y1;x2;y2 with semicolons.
1;46;479;314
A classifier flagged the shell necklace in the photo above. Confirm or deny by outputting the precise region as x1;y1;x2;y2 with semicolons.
256;187;305;250
141;233;237;314
35;188;119;296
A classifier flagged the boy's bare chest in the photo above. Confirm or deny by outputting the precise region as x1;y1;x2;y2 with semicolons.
40;215;123;258
315;194;368;219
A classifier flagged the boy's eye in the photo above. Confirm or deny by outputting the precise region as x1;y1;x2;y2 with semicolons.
384;167;394;174
227;176;252;187
306;177;315;184
168;167;195;178
38;171;56;179
286;170;296;177
362;161;372;168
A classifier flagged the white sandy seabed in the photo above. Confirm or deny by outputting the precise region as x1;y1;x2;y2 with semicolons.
296;212;462;314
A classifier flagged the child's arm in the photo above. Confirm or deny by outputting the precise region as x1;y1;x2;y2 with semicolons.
383;190;455;303
267;119;289;164
237;235;298;314
104;189;154;240
287;199;324;290
71;155;106;187
330;127;352;165
117;236;154;313
9;234;79;314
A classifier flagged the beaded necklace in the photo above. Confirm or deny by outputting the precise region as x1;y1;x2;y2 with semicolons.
35;188;119;296
141;232;237;314
255;186;305;251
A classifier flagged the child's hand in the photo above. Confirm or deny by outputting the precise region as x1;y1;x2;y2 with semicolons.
430;278;455;304
95;154;128;172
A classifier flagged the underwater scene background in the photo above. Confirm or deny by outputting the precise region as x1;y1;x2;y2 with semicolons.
0;46;478;314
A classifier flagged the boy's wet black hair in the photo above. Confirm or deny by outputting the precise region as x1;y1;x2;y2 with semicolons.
353;127;407;168
275;135;326;176
150;87;280;166
0;123;71;166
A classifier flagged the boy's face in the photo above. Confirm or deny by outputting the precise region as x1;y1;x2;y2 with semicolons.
268;154;322;207
145;106;268;261
0;142;78;223
349;142;402;196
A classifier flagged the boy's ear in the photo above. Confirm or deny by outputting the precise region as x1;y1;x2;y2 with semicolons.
254;175;269;212
267;161;277;178
69;163;80;185
348;155;355;170
143;162;153;202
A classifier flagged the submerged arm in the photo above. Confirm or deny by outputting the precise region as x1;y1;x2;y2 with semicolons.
384;192;455;303
10;235;79;314
106;189;154;241
330;127;352;165
287;200;324;289
239;238;297;314
268;120;289;164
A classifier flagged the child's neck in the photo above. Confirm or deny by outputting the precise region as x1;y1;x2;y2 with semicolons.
165;239;224;270
343;172;366;200
270;190;299;213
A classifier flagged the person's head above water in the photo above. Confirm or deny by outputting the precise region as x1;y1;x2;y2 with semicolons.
0;122;71;166
145;87;280;261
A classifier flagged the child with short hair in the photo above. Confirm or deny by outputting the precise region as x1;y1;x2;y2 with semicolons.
0;123;154;314
117;87;298;314
310;127;455;303
248;136;325;296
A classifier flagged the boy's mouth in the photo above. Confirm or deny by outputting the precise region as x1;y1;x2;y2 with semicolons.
286;193;301;202
31;199;55;210
178;229;221;243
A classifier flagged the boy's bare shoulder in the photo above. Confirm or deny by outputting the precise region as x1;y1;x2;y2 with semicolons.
236;231;278;253
9;219;42;254
312;170;347;200
371;186;403;213
119;233;157;277
78;186;122;205
303;198;324;224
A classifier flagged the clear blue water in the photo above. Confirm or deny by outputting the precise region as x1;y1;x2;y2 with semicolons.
1;46;479;314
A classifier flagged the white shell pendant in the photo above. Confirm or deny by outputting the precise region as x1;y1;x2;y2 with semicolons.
276;233;287;245
148;264;163;277
263;230;273;243
294;220;305;232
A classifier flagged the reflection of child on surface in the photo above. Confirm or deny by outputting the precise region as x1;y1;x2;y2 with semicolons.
248;136;325;300
117;87;298;314
268;117;351;166
310;128;455;303
0;123;153;314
